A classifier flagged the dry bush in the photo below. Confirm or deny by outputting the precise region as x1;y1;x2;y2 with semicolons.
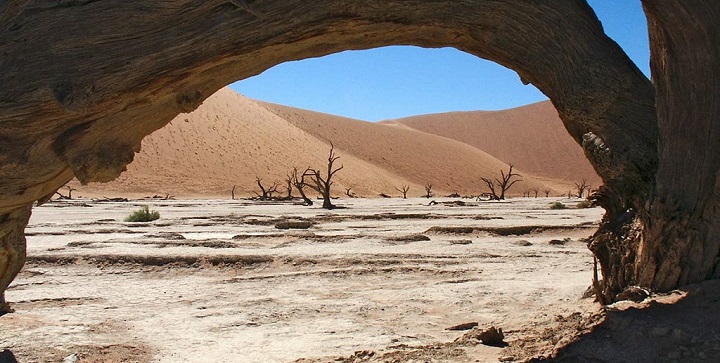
124;205;160;222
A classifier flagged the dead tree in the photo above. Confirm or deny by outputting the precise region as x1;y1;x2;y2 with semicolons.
544;189;551;197
231;185;236;200
395;185;410;199
575;179;589;198
303;143;343;209
344;187;356;198
290;167;313;206
254;177;279;200
497;165;522;199
481;178;500;200
482;165;522;200
531;187;539;198
54;185;76;200
424;183;434;198
284;173;294;199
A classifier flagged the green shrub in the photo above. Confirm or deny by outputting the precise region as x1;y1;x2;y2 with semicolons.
576;200;593;209
125;205;160;222
550;201;567;210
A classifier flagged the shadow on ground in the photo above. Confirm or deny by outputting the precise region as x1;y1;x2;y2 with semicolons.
545;280;720;362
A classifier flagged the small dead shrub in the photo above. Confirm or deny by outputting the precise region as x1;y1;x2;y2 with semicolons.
550;202;567;210
576;200;593;209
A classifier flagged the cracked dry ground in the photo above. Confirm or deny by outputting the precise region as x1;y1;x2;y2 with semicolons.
2;198;718;362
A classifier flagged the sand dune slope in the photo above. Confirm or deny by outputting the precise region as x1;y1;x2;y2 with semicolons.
79;89;406;198
386;102;602;187
73;89;574;199
256;101;555;196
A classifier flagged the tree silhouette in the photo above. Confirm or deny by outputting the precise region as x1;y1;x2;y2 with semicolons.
304;143;343;209
423;183;433;198
290;167;312;206
482;165;522;200
395;185;410;199
254;177;279;200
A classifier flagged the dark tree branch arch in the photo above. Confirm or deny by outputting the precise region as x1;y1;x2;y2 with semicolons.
0;0;655;213
0;0;717;312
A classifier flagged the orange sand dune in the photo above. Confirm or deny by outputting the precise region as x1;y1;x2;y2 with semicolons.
386;102;602;189
256;102;555;196
71;88;581;199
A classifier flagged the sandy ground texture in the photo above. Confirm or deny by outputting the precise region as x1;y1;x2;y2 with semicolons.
2;198;719;363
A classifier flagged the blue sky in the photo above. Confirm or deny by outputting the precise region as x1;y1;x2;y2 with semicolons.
230;0;649;121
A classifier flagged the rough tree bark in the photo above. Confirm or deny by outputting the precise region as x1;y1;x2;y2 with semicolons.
588;0;720;303
0;0;714;308
641;0;720;290
0;206;32;315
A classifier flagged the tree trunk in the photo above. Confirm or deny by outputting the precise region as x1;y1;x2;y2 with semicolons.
590;0;720;303
640;0;720;290
0;206;32;315
321;185;334;209
322;198;334;210
296;188;313;206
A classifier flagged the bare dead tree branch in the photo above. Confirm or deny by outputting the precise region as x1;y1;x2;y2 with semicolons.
424;183;433;198
395;185;410;199
575;179;589;198
54;185;76;200
284;173;294;199
254;177;279;200
291;167;313;206
303;142;343;209
481;177;500;200
483;165;522;200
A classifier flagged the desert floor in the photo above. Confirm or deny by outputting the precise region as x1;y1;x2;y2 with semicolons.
3;197;718;363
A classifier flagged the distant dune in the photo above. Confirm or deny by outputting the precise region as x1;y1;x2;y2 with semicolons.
69;88;596;199
385;102;602;188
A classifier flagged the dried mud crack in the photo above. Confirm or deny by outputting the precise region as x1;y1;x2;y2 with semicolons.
4;198;611;362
